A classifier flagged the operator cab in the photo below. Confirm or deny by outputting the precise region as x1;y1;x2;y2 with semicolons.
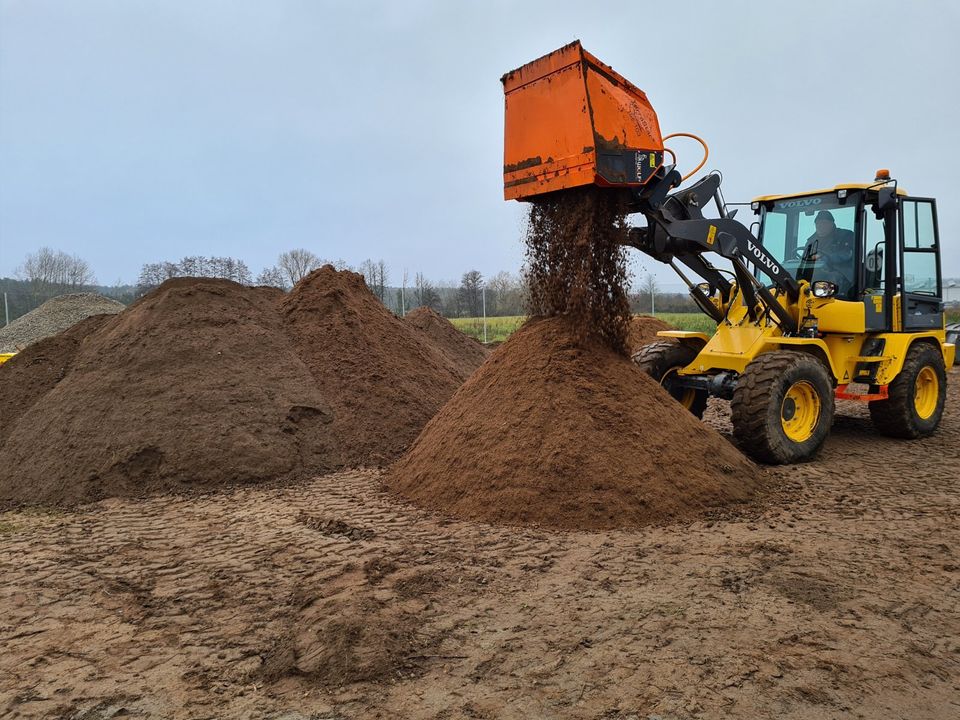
751;174;944;332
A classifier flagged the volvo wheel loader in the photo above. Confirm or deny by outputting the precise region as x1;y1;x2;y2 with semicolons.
502;41;955;464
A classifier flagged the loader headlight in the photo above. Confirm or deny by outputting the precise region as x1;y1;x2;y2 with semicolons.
696;282;714;297
812;280;838;298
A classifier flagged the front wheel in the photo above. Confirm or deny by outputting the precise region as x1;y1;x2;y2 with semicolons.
869;343;947;438
730;351;835;464
633;340;708;419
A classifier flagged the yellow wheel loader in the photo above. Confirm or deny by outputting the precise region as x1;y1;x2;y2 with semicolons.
502;41;955;463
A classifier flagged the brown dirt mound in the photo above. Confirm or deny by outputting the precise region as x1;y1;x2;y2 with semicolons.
387;317;762;530
628;315;675;352
0;268;466;506
279;266;468;466
404;306;488;375
0;314;113;446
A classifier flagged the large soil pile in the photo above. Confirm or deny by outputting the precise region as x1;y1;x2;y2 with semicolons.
387;317;761;529
0;293;125;353
0;269;465;506
389;186;760;529
404;306;488;375
278;267;468;466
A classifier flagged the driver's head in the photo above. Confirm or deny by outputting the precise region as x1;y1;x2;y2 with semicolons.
814;210;836;238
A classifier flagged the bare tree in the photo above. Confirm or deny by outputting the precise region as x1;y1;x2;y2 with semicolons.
64;254;95;287
136;255;251;294
414;272;441;311
376;259;389;301
488;270;524;315
277;249;322;286
359;258;389;302
642;273;659;314
359;259;377;292
256;265;288;289
326;258;352;272
17;247;96;301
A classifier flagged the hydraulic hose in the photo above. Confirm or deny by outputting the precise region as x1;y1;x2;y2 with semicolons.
663;132;709;183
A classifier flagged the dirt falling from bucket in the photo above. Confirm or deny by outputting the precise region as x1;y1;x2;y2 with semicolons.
524;186;633;354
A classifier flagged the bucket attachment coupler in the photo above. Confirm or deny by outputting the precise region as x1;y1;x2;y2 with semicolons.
501;41;664;201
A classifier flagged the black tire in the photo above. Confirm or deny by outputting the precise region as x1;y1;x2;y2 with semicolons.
869;343;947;438
730;351;835;464
946;324;959;365
633;340;708;419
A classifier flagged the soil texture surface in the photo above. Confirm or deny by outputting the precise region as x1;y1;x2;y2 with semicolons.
387;316;762;530
1;369;957;719
278;266;469;467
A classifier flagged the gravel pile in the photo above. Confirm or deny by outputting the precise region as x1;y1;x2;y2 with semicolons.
0;293;126;353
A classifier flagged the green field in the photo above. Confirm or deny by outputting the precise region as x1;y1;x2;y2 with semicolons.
450;313;715;343
449;316;526;343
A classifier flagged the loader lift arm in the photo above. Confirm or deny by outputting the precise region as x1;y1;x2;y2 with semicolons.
624;169;800;333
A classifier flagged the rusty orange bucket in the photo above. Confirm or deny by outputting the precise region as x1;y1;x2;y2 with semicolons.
501;40;664;201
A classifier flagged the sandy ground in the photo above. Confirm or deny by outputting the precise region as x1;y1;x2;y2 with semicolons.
1;369;958;719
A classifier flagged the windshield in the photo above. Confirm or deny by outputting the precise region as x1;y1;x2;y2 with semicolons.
757;192;859;299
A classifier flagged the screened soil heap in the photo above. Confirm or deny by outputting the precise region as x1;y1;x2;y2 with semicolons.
278;266;469;467
0;268;465;506
388;187;761;529
387;317;761;530
404;306;488;375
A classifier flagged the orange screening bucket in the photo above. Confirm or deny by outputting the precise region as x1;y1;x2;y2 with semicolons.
501;41;664;201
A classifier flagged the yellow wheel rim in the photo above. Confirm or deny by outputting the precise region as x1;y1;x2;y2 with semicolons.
781;381;821;443
914;366;939;419
661;369;696;409
678;388;697;410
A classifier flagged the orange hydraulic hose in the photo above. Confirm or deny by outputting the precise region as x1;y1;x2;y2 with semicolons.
662;132;709;183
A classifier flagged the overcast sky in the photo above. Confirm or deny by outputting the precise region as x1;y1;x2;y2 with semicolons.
1;0;958;288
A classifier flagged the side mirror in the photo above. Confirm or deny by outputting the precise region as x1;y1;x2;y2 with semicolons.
872;187;897;219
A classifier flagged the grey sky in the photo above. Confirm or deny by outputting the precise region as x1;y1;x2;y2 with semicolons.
1;0;958;288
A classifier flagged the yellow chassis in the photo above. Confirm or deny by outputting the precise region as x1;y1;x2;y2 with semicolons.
661;282;955;397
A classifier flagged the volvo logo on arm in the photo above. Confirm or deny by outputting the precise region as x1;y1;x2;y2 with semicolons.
747;240;781;276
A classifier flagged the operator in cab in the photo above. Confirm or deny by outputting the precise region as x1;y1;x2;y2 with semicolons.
803;210;856;299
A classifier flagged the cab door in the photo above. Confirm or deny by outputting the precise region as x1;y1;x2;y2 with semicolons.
861;202;890;331
899;198;943;330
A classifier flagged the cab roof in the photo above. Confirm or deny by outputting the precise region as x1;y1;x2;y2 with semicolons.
752;182;909;203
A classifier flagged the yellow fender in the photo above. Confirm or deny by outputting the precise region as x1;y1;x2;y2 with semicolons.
763;332;950;386
656;330;711;346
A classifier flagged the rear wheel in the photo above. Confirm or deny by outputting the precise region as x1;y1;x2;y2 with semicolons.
869;343;947;438
730;351;835;464
633;340;707;419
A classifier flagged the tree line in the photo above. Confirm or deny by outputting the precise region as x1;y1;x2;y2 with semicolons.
4;246;697;325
